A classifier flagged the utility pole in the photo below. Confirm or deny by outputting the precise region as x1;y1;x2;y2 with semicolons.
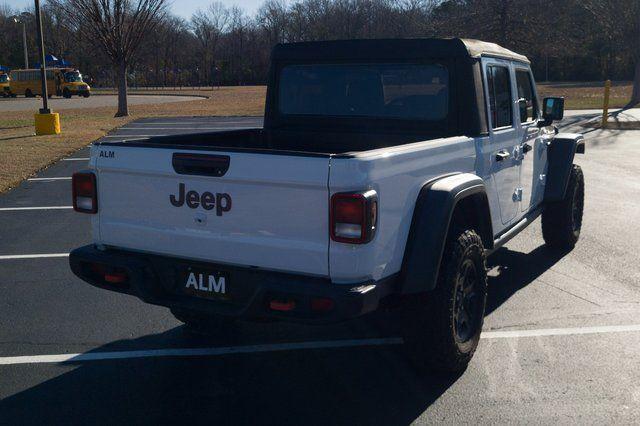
21;21;28;69
34;0;49;113
12;13;30;69
32;0;59;136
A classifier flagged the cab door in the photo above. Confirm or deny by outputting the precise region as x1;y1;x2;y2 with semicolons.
514;68;546;213
482;59;520;226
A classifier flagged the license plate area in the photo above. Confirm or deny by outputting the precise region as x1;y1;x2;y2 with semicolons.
180;266;231;301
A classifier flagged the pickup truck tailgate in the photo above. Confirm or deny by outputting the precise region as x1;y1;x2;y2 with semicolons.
94;145;330;276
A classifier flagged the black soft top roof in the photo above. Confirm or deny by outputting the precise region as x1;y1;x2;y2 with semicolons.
272;38;529;64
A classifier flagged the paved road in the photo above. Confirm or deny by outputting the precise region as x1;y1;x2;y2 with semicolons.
1;115;639;424
0;94;204;112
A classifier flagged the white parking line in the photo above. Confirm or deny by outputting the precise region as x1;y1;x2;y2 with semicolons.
62;158;89;161
102;135;157;138
0;338;403;366
27;177;71;181
481;324;640;339
117;127;257;130
0;206;72;211
0;253;69;260
108;127;251;133
1;324;640;366
128;121;261;126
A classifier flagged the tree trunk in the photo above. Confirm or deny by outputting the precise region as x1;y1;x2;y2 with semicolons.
115;61;129;117
631;60;640;107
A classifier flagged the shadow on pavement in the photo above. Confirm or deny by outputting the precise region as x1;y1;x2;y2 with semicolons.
0;324;460;425
0;245;566;425
485;245;569;315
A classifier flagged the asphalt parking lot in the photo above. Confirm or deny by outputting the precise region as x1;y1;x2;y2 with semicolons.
0;94;204;112
1;114;639;424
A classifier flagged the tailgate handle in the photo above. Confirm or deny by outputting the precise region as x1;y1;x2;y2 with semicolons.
172;153;230;177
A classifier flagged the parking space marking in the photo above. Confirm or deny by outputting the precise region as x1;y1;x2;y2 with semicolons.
1;324;640;366
102;135;162;138
62;158;89;161
27;177;71;181
128;121;260;125
113;127;258;130
0;338;404;366
0;253;69;260
0;206;72;211
481;324;640;339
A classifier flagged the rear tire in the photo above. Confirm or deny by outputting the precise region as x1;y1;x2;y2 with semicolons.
63;88;71;99
400;228;487;373
171;308;236;335
25;89;33;98
542;164;584;249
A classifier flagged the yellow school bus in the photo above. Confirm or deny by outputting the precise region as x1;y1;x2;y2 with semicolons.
10;68;91;98
0;72;14;97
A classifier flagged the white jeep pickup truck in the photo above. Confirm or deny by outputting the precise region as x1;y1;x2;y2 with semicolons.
70;38;585;371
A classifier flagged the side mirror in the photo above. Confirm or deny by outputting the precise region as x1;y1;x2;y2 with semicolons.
538;97;564;127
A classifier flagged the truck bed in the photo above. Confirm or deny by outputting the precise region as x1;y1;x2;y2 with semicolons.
95;128;447;156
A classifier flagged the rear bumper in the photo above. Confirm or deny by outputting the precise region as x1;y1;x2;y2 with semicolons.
69;245;398;324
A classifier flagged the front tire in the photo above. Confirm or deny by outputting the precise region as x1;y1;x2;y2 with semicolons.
401;229;487;373
542;165;584;249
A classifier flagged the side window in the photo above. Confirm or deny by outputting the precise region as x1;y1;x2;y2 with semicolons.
516;70;538;123
486;65;513;129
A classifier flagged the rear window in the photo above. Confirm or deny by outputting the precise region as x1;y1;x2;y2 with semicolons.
278;63;449;121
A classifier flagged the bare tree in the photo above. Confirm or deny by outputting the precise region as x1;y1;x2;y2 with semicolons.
49;0;167;116
257;0;289;44
192;2;229;85
581;0;640;106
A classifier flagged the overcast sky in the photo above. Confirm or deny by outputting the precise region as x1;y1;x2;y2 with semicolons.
8;0;268;19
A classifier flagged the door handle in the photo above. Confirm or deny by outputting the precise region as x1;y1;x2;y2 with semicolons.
495;150;510;162
522;143;533;154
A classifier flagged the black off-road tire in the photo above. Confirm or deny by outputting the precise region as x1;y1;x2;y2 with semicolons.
63;88;72;99
171;308;236;335
25;89;33;98
401;229;488;373
83;92;90;98
542;165;584;249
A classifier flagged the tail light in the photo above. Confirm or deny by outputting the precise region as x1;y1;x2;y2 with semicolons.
72;172;97;213
330;190;377;244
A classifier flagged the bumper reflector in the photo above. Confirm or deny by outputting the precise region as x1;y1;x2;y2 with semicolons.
311;298;335;312
269;299;296;312
104;271;128;284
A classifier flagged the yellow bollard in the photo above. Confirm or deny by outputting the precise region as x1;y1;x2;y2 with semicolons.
601;80;611;129
34;112;61;135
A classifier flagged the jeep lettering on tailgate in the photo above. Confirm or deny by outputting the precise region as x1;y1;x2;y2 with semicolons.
169;183;232;216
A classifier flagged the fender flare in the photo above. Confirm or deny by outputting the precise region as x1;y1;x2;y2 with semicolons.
400;173;493;294
544;133;585;203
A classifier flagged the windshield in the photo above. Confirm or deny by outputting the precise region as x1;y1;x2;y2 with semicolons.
64;71;83;83
278;63;449;121
0;74;8;83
